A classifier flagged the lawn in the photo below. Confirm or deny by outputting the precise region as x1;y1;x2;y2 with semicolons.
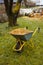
0;17;43;65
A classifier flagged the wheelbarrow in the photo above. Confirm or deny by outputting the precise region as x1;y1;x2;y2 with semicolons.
10;28;38;52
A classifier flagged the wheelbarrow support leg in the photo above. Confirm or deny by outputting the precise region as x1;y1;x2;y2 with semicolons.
29;39;34;48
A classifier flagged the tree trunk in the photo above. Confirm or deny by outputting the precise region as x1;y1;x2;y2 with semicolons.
8;13;18;26
8;15;14;26
4;0;22;26
12;0;22;26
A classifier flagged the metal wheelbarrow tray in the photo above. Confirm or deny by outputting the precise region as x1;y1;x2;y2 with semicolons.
10;28;33;52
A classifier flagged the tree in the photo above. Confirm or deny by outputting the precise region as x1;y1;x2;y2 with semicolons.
24;0;36;7
4;0;22;26
24;0;28;7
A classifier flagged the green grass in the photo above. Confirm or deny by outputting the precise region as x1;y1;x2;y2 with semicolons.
0;17;43;65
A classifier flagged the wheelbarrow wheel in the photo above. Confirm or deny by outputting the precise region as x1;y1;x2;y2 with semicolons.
17;47;24;53
15;41;21;49
17;41;24;53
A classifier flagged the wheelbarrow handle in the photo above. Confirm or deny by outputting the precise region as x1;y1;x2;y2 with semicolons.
32;27;38;37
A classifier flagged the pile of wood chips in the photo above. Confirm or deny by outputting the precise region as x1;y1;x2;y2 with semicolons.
34;13;41;18
10;28;33;35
